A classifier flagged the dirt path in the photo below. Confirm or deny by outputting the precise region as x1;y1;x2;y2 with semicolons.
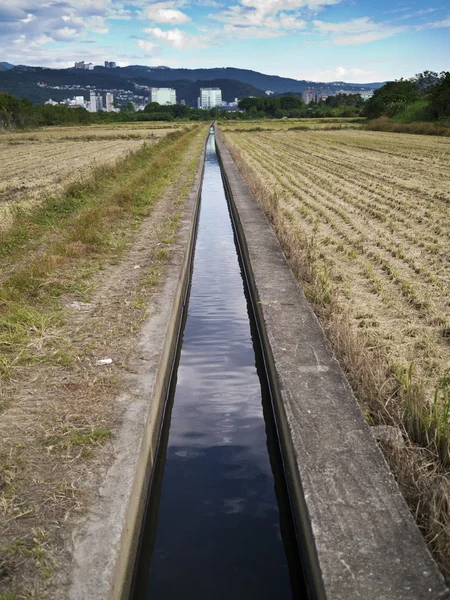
0;126;206;598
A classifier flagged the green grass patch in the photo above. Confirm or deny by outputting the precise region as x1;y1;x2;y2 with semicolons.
367;116;450;136
392;99;434;123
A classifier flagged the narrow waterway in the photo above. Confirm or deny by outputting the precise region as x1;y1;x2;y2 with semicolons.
131;131;306;599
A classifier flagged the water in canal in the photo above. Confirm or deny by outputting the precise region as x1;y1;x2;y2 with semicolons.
132;132;305;599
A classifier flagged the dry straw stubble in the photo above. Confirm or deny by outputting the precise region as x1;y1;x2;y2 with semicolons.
222;125;450;580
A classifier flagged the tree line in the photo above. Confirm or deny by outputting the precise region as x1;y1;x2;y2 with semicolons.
0;94;227;128
0;91;364;128
363;71;450;120
237;93;364;118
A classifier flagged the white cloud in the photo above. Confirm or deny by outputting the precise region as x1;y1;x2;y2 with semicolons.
222;24;285;39
238;0;341;13
137;39;158;52
279;13;307;29
143;26;206;48
416;17;450;30
146;4;191;24
313;16;407;45
304;65;383;83
0;0;129;51
392;8;437;21
212;0;334;39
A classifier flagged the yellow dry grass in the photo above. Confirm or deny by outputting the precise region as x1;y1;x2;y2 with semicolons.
222;126;450;577
220;117;364;131
224;128;449;400
0;123;184;229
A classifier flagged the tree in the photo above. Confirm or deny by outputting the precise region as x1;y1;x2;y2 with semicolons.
120;102;135;113
363;79;419;119
144;102;161;112
428;72;450;118
279;95;304;111
413;71;441;92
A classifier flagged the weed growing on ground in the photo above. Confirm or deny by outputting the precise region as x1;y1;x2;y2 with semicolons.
0;127;202;385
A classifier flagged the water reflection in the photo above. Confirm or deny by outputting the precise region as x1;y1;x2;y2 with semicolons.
135;134;298;599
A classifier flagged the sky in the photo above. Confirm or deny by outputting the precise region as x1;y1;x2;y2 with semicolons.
1;0;449;83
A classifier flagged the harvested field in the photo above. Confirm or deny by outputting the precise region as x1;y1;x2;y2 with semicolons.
219;117;364;132
0;123;186;228
221;126;450;578
0;122;186;142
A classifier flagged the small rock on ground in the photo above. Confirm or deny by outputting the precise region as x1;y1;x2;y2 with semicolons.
371;425;405;448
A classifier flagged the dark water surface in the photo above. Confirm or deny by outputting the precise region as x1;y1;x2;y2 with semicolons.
132;133;305;599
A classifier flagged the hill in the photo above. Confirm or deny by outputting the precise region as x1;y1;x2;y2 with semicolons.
120;65;383;93
0;62;14;71
0;66;266;105
0;63;383;106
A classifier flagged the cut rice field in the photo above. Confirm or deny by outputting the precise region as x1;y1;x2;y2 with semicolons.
221;125;450;578
0;122;188;229
219;117;365;132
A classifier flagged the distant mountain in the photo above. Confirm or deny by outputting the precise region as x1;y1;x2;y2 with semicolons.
0;62;14;71
117;65;384;93
0;63;384;105
0;66;267;105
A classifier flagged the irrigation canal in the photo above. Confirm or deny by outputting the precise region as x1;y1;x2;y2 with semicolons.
131;130;309;599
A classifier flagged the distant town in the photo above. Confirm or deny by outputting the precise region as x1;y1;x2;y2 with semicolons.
38;59;374;112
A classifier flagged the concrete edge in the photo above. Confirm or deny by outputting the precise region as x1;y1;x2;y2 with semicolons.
215;129;449;600
216;135;327;600
68;132;207;600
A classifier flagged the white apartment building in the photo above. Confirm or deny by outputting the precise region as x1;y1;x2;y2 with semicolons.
89;91;104;112
150;87;176;105
302;88;315;104
200;88;222;109
105;92;114;112
89;91;97;113
74;61;94;70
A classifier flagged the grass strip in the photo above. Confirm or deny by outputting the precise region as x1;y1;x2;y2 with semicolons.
0;125;202;384
367;117;450;136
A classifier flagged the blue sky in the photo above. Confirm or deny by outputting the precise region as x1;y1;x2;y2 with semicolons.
1;0;449;82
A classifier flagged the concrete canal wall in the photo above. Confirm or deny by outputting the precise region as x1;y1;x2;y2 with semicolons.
68;139;206;600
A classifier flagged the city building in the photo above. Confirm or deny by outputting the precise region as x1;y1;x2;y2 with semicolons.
150;87;176;105
105;92;114;112
64;96;86;108
302;88;315;104
89;91;104;112
200;88;222;109
220;100;239;112
315;92;329;103
89;91;96;113
104;61;117;68
74;61;94;70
